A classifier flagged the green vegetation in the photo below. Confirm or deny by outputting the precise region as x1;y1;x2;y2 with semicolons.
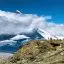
0;39;64;64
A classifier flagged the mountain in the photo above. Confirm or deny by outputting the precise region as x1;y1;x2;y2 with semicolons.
38;28;58;40
0;34;15;41
0;28;64;53
0;29;44;53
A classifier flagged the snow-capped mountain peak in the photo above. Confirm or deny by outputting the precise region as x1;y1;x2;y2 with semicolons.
38;28;64;40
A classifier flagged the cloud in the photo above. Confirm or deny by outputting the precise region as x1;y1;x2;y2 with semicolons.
0;10;64;36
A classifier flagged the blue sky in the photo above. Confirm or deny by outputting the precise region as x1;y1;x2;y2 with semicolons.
0;0;64;24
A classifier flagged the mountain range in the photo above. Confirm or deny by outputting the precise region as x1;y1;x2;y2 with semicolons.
0;28;64;53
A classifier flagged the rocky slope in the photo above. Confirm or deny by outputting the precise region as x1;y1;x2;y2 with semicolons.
0;39;64;64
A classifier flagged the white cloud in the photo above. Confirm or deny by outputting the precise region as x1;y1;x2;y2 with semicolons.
11;34;30;40
0;10;64;36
